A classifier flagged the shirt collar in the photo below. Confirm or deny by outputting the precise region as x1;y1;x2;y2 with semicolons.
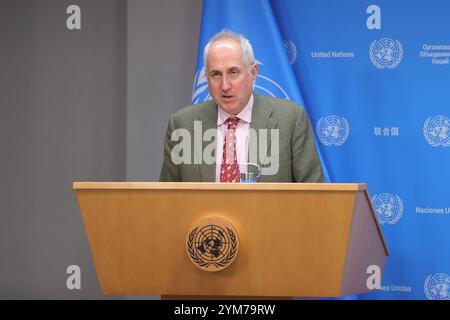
217;94;254;126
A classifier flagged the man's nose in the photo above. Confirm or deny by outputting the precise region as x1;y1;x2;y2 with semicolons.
220;75;231;90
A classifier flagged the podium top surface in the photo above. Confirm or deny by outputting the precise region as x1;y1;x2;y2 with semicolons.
73;182;367;191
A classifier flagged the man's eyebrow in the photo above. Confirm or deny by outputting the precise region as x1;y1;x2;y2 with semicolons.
208;66;241;74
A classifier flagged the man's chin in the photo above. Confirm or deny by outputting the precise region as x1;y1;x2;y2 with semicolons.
219;103;239;115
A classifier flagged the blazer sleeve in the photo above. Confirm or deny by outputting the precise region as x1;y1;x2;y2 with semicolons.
291;107;324;183
159;115;181;182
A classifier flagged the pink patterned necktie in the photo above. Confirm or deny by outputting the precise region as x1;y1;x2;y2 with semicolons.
220;116;240;182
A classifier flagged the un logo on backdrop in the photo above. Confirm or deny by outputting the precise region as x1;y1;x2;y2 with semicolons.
192;67;210;104
369;38;403;69
372;193;404;225
424;273;450;300
283;40;297;65
192;61;289;104
316;116;349;146
423;116;450;147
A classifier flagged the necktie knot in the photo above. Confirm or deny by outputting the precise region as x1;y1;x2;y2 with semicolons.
226;116;240;130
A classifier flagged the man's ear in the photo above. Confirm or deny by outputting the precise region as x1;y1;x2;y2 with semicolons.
251;63;258;81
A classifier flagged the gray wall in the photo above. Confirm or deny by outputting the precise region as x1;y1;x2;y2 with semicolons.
0;0;202;299
127;0;202;181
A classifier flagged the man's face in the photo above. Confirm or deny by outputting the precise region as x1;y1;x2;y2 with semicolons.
206;39;258;115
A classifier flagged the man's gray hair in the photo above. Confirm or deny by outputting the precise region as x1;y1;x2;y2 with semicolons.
203;29;255;69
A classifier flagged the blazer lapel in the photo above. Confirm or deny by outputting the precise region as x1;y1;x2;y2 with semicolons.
197;102;218;182
249;94;277;181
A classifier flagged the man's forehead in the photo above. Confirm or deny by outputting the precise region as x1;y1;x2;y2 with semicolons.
210;38;240;51
207;39;242;59
206;39;245;69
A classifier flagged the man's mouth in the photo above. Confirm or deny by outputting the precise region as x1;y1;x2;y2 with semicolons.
222;95;233;100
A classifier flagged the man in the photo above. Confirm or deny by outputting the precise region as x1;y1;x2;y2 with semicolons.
160;30;324;183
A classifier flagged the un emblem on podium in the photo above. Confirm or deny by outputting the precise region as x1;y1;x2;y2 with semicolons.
186;217;239;272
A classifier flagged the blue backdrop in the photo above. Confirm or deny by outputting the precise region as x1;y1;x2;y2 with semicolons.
192;0;450;300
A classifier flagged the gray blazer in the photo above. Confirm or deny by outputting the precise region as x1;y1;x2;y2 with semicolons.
159;93;324;182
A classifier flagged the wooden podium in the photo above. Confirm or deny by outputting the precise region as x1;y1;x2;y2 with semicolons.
73;182;388;298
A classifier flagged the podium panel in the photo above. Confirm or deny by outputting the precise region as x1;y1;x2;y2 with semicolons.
73;183;388;297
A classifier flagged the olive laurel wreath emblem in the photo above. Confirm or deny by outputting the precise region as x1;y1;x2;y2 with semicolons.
187;225;238;271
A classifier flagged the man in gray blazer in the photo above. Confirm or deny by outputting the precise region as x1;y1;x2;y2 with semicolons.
160;30;324;183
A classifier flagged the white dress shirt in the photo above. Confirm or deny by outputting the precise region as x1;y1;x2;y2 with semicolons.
215;94;254;182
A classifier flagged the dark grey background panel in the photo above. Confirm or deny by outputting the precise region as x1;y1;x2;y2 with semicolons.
0;0;201;299
126;0;202;181
0;0;126;299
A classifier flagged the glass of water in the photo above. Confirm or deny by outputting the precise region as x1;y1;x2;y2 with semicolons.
239;163;260;183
